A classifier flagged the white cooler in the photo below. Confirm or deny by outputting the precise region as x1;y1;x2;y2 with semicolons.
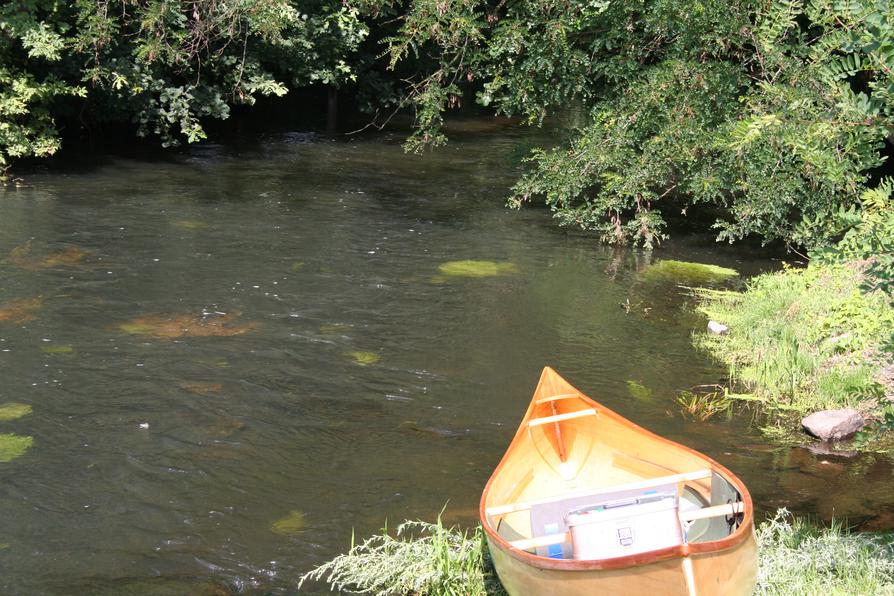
565;492;682;559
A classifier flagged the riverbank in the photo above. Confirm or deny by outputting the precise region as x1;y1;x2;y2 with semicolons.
300;511;894;595
693;260;894;443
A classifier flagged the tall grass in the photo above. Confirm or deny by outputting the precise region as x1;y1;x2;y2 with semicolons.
756;510;894;595
298;518;505;595
300;511;894;595
694;263;894;415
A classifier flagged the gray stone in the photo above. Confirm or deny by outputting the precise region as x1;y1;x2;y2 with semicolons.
707;320;729;335
802;409;865;441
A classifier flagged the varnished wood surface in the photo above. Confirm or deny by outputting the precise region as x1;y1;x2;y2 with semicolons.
479;367;757;595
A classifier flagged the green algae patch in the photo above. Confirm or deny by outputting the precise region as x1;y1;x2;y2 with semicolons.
0;434;33;462
41;344;74;355
207;417;245;438
320;323;352;335
0;403;31;421
272;510;307;536
172;219;208;230
7;240;91;270
179;381;223;395
291;261;305;272
437;260;518;279
626;381;653;402
641;260;738;285
118;312;258;339
346;351;381;366
119;321;155;335
198;357;230;369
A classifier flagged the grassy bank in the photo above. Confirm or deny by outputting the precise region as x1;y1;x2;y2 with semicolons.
298;518;505;596
756;510;894;595
693;262;894;428
300;512;894;595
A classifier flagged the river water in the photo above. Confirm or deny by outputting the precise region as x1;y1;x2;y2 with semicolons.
1;121;893;594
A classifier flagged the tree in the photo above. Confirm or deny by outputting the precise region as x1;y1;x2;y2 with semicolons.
374;0;894;249
0;0;370;177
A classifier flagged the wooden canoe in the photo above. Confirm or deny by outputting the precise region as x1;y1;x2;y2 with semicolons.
479;367;757;596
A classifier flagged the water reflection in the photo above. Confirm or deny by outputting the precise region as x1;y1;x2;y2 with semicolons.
0;125;892;594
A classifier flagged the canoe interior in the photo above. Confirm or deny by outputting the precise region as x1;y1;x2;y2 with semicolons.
482;369;749;563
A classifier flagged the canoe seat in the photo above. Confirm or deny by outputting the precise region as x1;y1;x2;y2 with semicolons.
534;393;580;404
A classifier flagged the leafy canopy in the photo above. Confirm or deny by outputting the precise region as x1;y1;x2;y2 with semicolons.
374;0;894;248
0;0;370;175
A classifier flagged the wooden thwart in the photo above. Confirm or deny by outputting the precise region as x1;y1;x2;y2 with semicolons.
680;501;744;523
487;469;713;517
535;393;580;404
528;408;597;427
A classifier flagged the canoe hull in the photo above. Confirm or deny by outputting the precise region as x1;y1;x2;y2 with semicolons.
487;527;758;596
480;367;758;595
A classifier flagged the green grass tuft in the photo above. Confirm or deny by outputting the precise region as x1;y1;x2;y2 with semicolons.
756;509;894;595
676;387;731;420
298;518;505;596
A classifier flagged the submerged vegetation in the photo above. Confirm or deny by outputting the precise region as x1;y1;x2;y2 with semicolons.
626;380;653;402
346;350;382;366
695;263;894;421
641;260;739;286
7;241;91;270
0;403;32;421
0;434;33;463
436;261;518;279
178;382;224;395
40;344;74;355
118;312;258;338
0;297;42;324
271;510;308;536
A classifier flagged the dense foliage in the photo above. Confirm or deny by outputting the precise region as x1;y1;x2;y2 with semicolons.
376;0;894;248
0;0;368;175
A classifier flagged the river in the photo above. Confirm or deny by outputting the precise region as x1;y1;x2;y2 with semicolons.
1;121;892;594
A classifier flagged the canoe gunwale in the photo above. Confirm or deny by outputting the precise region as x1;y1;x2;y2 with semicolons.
479;366;755;573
